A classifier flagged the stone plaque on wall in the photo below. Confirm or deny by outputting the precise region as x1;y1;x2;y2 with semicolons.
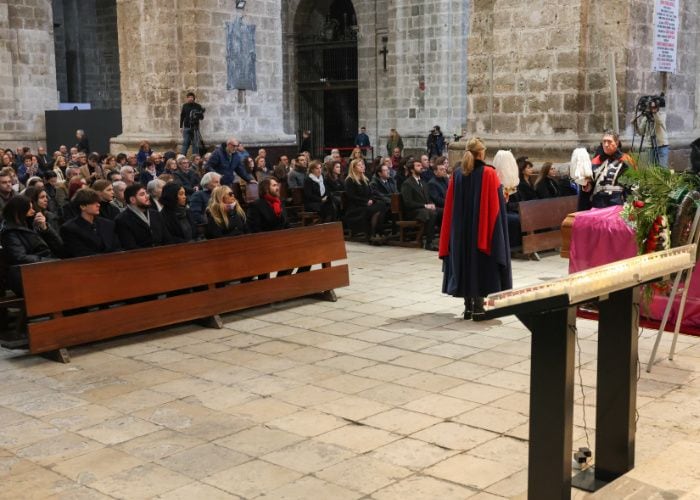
226;17;257;91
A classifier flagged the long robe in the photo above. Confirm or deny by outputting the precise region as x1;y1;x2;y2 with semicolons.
439;161;512;299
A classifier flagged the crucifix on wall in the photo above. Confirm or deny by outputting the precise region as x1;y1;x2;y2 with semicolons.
379;36;388;72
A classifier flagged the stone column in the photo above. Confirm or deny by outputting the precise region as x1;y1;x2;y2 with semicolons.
111;0;295;154
465;0;699;162
0;0;58;150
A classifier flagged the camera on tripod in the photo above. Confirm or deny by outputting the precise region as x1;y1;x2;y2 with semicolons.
636;93;665;116
189;107;206;127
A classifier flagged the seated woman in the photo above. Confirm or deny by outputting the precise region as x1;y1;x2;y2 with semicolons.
60;188;121;258
506;157;539;249
91;180;121;220
24;186;61;234
324;161;345;193
160;182;197;243
534;162;561;199
1;195;63;295
344;158;388;244
205;185;249;239
303;160;335;222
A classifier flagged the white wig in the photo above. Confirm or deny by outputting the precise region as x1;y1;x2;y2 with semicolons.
570;148;593;185
493;150;519;192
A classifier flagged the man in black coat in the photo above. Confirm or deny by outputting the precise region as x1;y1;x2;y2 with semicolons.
370;163;398;205
401;159;439;250
428;161;449;208
60;189;121;258
247;178;289;233
115;183;171;250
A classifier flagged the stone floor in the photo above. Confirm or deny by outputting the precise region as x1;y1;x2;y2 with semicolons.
2;242;700;499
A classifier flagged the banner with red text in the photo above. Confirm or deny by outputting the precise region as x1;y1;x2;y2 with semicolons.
652;0;679;73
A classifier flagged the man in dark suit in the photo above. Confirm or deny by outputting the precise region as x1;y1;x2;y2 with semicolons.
115;183;172;250
247;178;306;275
428;160;449;208
60;189;121;258
370;163;398;205
247;177;289;233
401;159;439;250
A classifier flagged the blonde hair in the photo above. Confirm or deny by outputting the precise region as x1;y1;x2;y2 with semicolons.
307;160;322;175
462;137;486;176
347;159;368;185
207;185;246;228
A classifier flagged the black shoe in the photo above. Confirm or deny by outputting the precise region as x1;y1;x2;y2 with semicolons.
463;298;473;320
472;297;485;316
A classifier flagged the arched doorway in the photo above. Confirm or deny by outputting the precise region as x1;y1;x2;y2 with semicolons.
294;0;358;157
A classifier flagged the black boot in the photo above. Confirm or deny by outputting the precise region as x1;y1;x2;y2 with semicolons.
472;297;485;316
463;297;473;320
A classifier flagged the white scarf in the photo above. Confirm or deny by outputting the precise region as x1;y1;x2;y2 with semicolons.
309;173;326;196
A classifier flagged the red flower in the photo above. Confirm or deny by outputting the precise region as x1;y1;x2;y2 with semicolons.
633;200;645;208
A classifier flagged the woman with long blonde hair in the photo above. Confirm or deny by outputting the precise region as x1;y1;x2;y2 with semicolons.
439;137;512;319
204;185;249;239
344;158;388;244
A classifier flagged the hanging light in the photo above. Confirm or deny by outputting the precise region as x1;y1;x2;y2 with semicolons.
235;0;246;9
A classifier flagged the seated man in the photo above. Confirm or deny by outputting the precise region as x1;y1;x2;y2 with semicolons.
428;159;448;208
115;183;171;249
401;159;439;250
370;162;398;206
190;172;221;225
60;188;121;257
247;178;308;275
287;154;307;188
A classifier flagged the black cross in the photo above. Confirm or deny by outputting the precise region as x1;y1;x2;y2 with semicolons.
379;46;388;71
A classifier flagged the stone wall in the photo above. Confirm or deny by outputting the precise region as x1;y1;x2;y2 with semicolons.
0;0;58;150
282;0;469;157
112;0;295;153
466;0;700;162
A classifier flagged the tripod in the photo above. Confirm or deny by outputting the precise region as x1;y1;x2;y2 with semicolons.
632;111;660;167
191;124;205;156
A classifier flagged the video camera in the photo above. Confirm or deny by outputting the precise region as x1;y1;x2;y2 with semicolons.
636;93;666;115
189;107;206;127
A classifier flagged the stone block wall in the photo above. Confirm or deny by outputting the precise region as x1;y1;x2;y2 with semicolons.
378;0;469;155
113;0;294;153
0;0;58;149
467;0;699;160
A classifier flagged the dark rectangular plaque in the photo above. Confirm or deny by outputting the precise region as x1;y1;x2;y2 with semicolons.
226;17;257;91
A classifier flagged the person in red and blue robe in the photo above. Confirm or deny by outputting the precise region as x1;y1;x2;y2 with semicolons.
439;138;512;319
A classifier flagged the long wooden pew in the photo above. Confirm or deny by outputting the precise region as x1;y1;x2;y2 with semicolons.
19;223;349;358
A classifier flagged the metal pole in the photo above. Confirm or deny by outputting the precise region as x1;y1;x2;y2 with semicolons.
609;53;619;134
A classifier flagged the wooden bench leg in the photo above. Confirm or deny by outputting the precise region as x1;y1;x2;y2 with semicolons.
42;348;71;364
319;290;338;302
531;252;542;261
198;314;224;329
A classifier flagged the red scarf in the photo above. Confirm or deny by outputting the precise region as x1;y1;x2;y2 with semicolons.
263;194;282;216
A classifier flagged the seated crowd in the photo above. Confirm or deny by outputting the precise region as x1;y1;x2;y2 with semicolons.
0;137;577;296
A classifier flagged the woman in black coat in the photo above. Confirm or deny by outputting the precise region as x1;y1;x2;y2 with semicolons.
91;180;121;221
534;162;561;199
304;160;335;221
1;195;63;295
160;182;197;243
24;186;61;234
344;159;388;244
204;186;249;239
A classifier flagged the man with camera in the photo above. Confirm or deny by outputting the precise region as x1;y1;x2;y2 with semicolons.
634;94;669;167
180;92;205;156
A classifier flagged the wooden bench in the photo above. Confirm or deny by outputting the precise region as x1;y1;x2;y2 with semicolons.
517;195;578;259
390;193;424;247
18;223;349;360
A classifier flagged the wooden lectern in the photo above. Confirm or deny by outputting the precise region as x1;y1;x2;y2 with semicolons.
474;245;697;500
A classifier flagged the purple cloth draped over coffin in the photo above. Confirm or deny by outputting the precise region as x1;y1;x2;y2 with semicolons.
569;205;700;334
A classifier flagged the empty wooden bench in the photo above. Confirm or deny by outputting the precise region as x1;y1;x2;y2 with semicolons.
517;195;578;259
19;223;349;359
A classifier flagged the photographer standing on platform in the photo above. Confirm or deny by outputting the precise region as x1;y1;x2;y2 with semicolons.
634;95;669;167
180;92;205;156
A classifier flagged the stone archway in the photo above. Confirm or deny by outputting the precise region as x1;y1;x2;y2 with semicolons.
283;0;359;157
